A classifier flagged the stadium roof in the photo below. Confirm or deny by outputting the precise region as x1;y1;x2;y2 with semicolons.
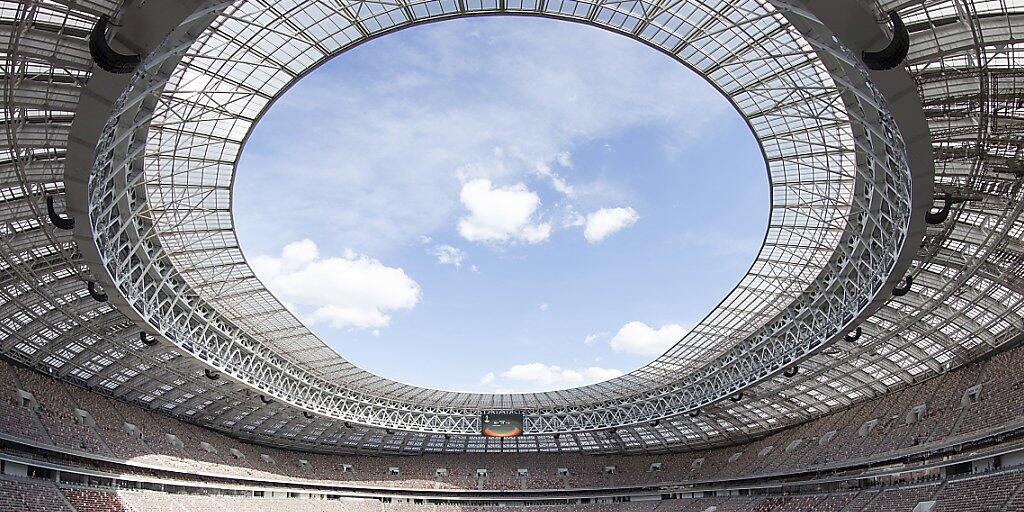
1;0;1022;453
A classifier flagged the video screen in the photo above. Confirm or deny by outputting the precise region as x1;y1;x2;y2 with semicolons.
481;411;524;437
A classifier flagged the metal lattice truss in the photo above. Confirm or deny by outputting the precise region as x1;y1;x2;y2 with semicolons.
88;0;910;430
0;0;1020;454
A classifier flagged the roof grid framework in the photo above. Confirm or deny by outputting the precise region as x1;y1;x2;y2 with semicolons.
0;0;1020;453
85;0;909;438
143;0;862;400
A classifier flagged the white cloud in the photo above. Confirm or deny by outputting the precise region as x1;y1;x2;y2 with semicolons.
479;372;495;385
520;223;553;243
584;332;607;345
457;179;552;244
539;303;549;312
234;19;728;257
610;321;688;357
533;161;574;197
251;239;421;330
556;151;573;168
584;207;639;243
430;244;466;267
500;363;623;389
560;206;586;228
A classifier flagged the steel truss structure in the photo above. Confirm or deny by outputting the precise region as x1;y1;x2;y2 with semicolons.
0;0;1021;454
88;0;912;432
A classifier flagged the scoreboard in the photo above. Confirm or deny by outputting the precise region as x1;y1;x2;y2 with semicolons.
481;411;524;437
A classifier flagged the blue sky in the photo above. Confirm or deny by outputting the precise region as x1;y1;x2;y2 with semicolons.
235;17;767;393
